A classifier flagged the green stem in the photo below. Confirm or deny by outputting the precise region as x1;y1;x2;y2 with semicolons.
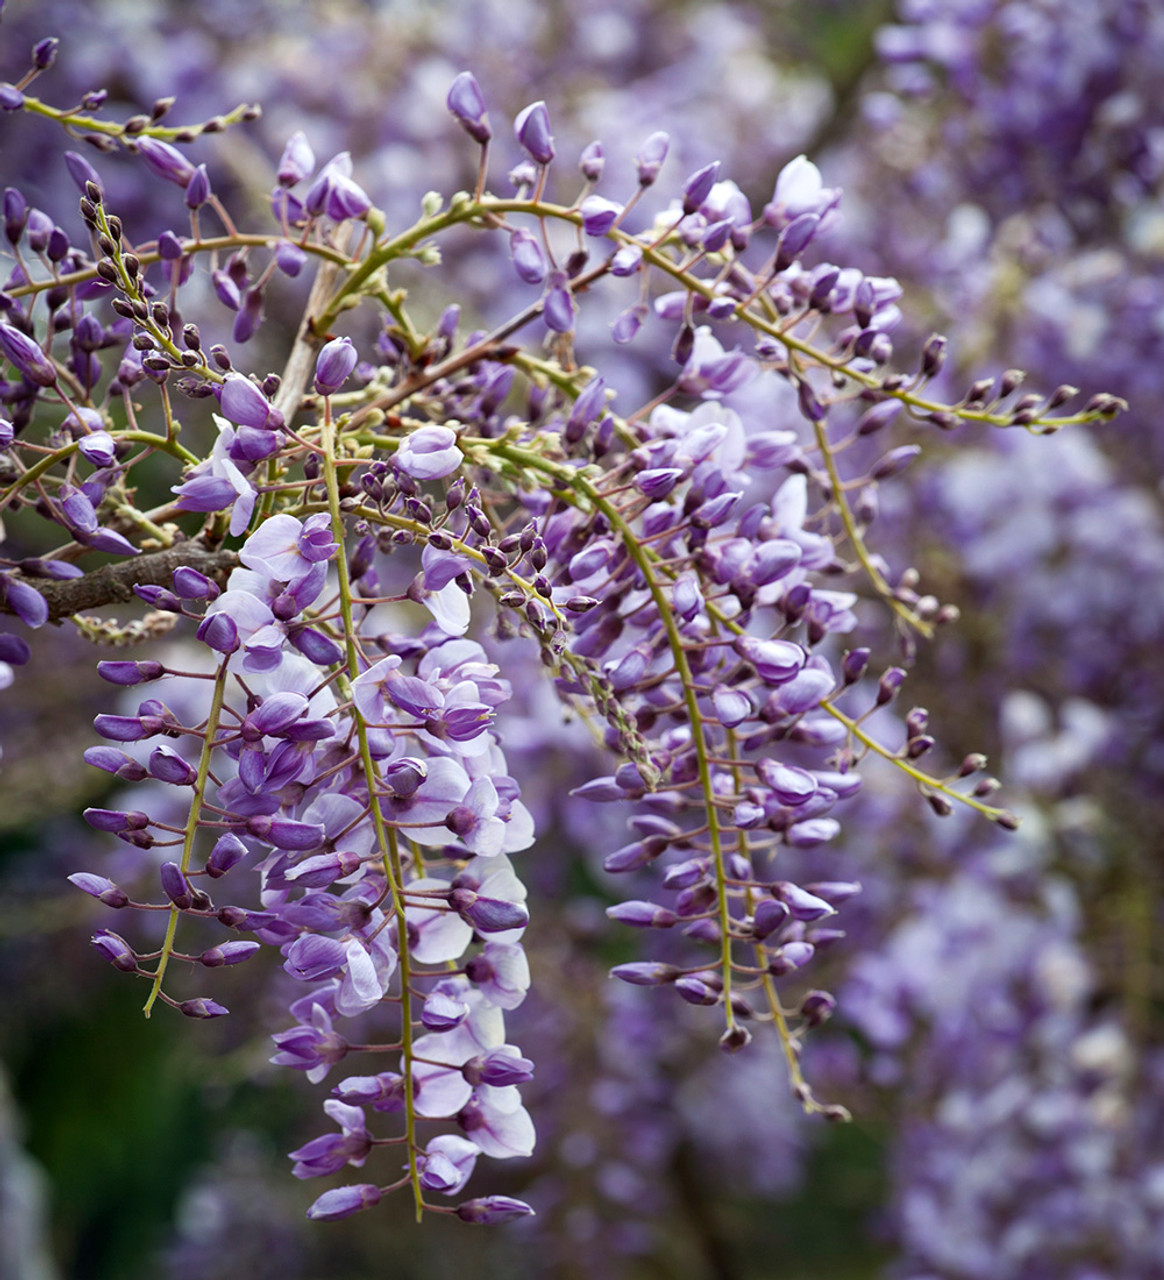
143;656;229;1017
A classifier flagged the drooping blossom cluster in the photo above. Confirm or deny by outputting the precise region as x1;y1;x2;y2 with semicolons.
0;14;1129;1240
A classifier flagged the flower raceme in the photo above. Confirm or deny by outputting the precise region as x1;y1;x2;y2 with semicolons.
0;43;1120;1227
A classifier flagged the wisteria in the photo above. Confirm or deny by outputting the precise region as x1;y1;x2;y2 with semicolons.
0;2;1157;1275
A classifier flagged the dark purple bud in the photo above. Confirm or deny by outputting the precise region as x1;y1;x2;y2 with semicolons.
610;962;679;986
184;165;212;209
675;977;721;1006
920;334;947;379
97;659;165;686
207;832;248;878
212;269;241;311
751;898;791;940
32;38;59;69
0;632;29;664
179;998;230;1019
332;1073;403;1110
4;188;28;244
0;323;56;386
634;467;684;499
0;84;25;111
83;807;150;833
455;1197;534;1226
314;336;358;395
579;141;604;182
775;213;820;272
634;131;669;186
734;636;805;685
841;648;870;684
171;566;218;600
756;759;817;806
160;861;193;908
136;137;196;186
68;873;129;908
856;400;901;436
246;815;325;851
198;940;260;967
447;72;491;145
719;1025;752;1053
196;611;239;654
91;930;137;971
274;240;306;277
83;746;148;781
876;666;906;705
514;100;554;165
800;990;836;1026
148;746;198;786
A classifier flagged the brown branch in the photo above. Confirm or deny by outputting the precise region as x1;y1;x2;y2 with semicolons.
3;540;238;624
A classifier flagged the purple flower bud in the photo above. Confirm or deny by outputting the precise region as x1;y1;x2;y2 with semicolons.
611;243;643;277
4;188;28;244
1;84;26;111
91;930;137;971
97;659;164;686
179;998;230;1018
219;374;282;430
800;989;836;1027
733;636;805;686
421;991;469;1031
148;745;198;786
199;940;260;967
871;444;922;480
83;807;150;833
275;240;306;277
876;666;906;705
0;323;57;386
455;1196;534;1226
395;425;462;479
207;832;249;878
611;303;646;345
774;212;820;272
447;72;491;145
675;976;721;1006
160;861;193;908
756;759;817;806
135;137;196;187
77;431;117;468
634;467;684;499
610;962;680;986
579;141;604;182
682;161;720;214
0;575;48;629
314;336;358;396
290;626;344;666
277;132;315;187
0;633;30;665
768;940;816;975
32;38;59;70
212;269;241;311
579;195;622;236
542;272;575;333
508;228;546;286
514;101;554;165
196;611;240;654
185;164;212;209
634;131;670;186
83;745;148;781
752;898;791;940
306;1183;382;1221
246;815;325;851
68;873;129;908
170;566;218;600
463;1049;535;1087
773;881;835;922
448;888;530;933
64;151;103;197
606;900;677;928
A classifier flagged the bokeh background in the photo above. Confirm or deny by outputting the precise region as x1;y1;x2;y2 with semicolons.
2;1;1163;1277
